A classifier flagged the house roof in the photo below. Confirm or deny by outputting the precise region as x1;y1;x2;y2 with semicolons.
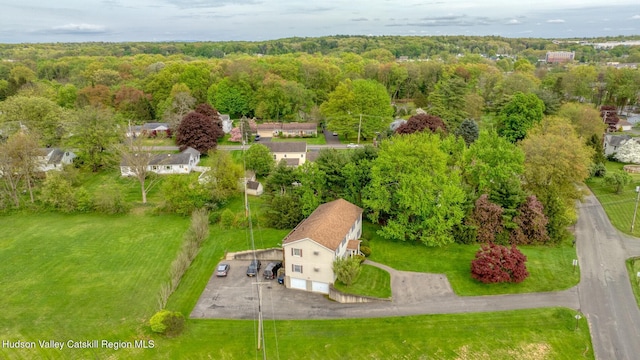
264;142;307;153
306;151;320;162
142;122;169;131
47;149;65;164
347;239;361;251
605;134;632;147
121;147;198;166
257;122;317;131
247;180;261;190
283;198;363;251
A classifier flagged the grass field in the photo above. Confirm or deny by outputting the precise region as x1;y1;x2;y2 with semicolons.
365;223;580;296
333;264;392;299
585;161;640;237
627;257;640;308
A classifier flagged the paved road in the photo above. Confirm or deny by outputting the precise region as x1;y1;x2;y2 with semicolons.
575;194;640;360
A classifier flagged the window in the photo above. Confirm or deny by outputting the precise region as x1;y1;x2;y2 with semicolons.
151;165;158;171
292;264;303;273
292;248;302;257
165;165;171;170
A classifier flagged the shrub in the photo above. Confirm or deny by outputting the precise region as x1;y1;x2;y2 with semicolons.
149;310;185;336
590;162;607;178
333;256;362;286
470;243;529;284
219;208;235;229
360;246;372;257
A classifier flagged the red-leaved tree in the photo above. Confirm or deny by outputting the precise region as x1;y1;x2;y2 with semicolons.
510;195;550;245
469;194;503;243
471;243;529;284
395;113;447;135
176;104;224;153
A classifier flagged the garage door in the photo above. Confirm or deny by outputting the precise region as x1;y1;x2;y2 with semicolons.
311;281;329;294
290;278;306;290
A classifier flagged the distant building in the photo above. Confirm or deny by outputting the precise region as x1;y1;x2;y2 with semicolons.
263;142;307;167
545;51;575;63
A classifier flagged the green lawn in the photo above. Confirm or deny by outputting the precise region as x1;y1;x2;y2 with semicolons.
333;264;392;299
365;223;580;296
154;308;592;359
585;161;640;237
270;135;327;145
627;257;640;308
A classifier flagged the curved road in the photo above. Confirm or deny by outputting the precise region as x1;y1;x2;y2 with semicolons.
575;194;640;360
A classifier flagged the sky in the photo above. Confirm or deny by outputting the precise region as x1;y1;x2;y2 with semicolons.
0;0;639;43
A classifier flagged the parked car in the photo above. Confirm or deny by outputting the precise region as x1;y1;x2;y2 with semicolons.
254;134;261;141
347;143;360;148
246;259;261;277
215;263;230;277
277;270;285;285
263;262;282;280
332;132;338;136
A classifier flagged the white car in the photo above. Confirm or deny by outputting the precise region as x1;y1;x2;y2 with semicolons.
347;143;360;148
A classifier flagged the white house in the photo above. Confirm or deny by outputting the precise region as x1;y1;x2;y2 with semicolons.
126;122;170;138
603;134;633;156
36;148;76;172
282;198;363;294
120;147;201;176
263;142;307;167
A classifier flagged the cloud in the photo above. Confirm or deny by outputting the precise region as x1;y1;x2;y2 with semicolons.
506;19;522;25
389;15;493;27
48;23;108;34
351;18;369;22
547;19;566;23
631;15;640;19
284;6;334;15
165;0;259;8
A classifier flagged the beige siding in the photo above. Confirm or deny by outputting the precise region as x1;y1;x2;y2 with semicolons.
284;239;335;285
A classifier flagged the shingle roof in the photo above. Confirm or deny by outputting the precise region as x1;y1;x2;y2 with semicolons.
256;122;317;131
247;180;261;190
283;199;363;251
606;134;632;147
263;142;307;153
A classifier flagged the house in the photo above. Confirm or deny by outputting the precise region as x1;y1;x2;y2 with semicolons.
256;122;317;138
126;122;170;138
36;148;76;172
245;180;264;196
263;142;307;167
282;198;363;294
603;134;632;156
120;147;201;176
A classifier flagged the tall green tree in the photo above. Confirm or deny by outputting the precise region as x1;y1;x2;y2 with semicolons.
428;76;469;131
245;144;274;177
0;95;69;146
497;92;545;143
464;130;525;197
520;116;593;241
321;79;393;140
207;77;254;118
68;107;120;172
364;132;466;246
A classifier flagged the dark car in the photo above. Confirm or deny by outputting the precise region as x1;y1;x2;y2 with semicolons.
246;259;261;277
215;263;230;277
254;134;261;141
263;262;282;280
277;270;285;285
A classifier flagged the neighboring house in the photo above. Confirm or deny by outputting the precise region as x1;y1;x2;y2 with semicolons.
245;180;264;196
545;51;575;63
256;122;317;138
36;148;76;172
263;142;307;167
282;198;363;294
126;122;170;138
390;118;407;131
618;119;633;132
120;147;201;176
603;134;633;156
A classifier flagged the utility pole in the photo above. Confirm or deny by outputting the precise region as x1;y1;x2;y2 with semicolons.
631;186;640;233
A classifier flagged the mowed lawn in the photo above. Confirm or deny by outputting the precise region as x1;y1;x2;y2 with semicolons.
585;161;640;237
0;212;189;359
365;223;580;296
